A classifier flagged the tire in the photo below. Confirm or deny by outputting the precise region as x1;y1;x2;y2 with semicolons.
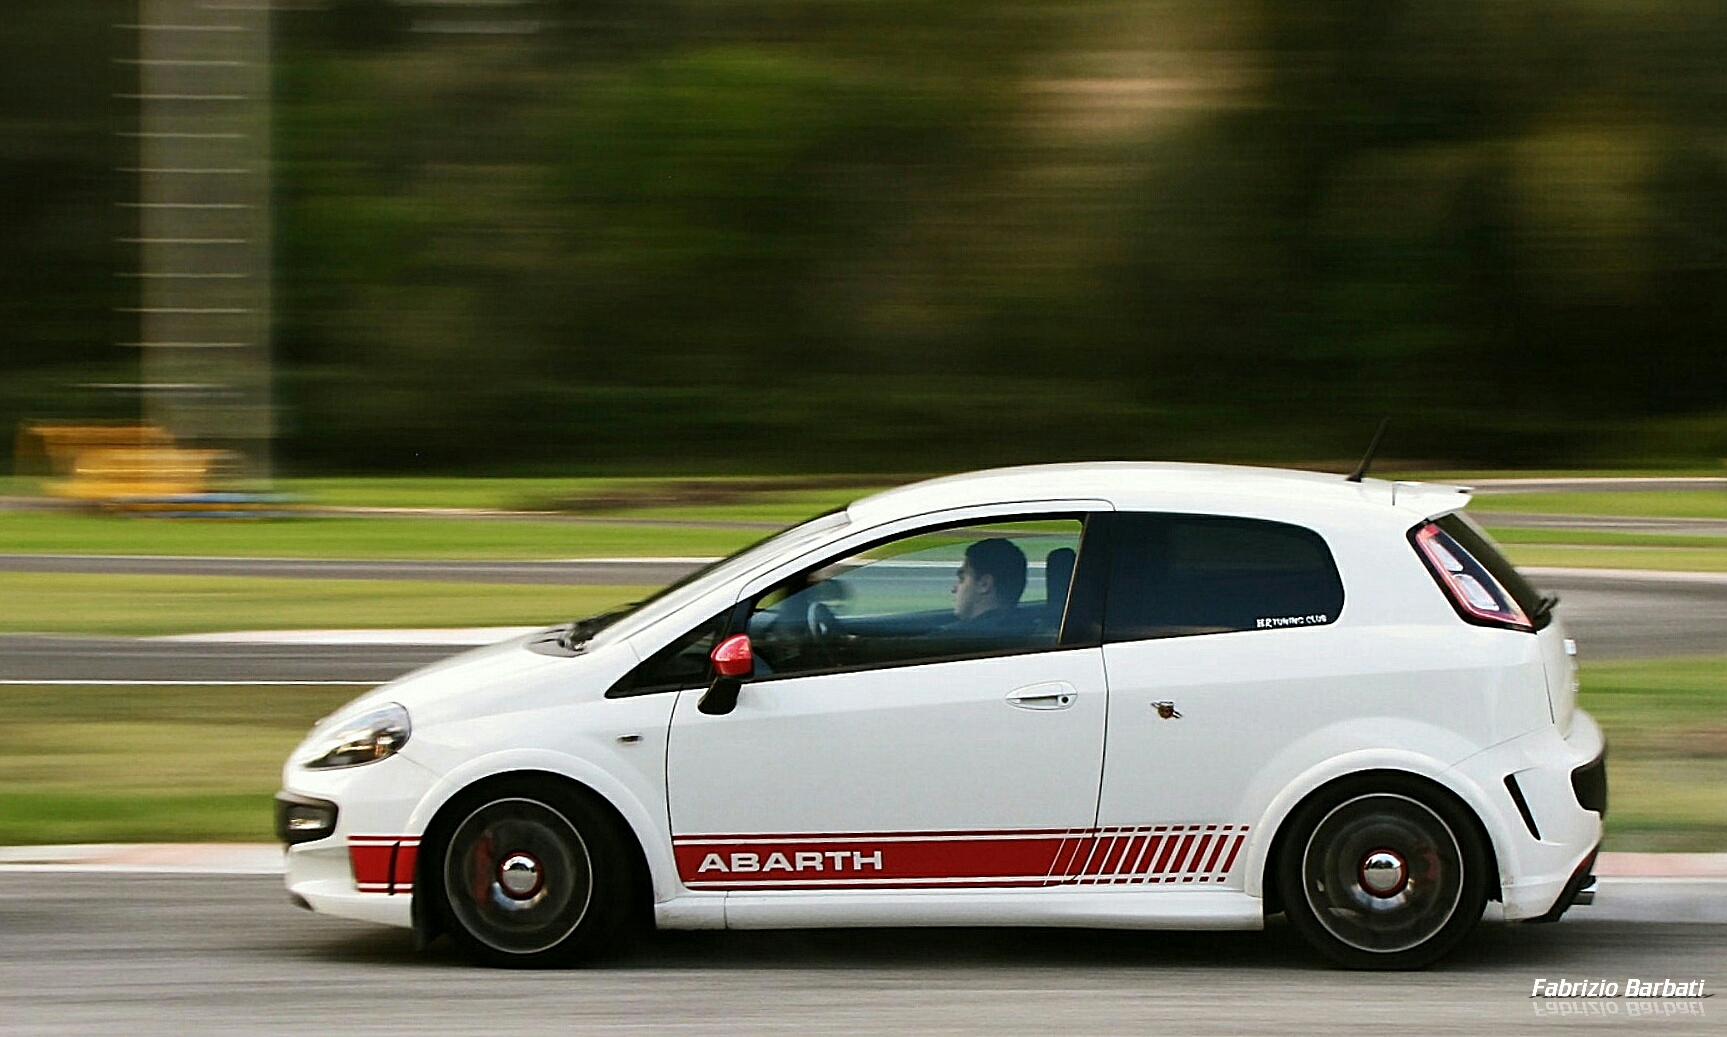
1277;775;1489;970
432;779;638;967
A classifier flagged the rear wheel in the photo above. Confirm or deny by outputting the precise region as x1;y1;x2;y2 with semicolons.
1278;777;1488;969
434;782;636;967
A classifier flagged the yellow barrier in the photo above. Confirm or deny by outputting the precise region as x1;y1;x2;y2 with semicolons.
45;446;237;502
16;423;242;505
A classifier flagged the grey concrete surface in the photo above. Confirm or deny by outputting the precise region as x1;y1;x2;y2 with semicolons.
0;634;455;683
0;874;1716;1036
1523;570;1727;659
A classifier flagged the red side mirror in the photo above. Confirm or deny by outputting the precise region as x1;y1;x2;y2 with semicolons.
709;634;753;678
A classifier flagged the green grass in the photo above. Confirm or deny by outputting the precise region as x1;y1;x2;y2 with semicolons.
1499;544;1727;572
0;511;760;559
0;658;1717;847
0;681;363;844
1579;657;1727;851
1483;527;1727;549
0;572;651;635
1473;491;1727;519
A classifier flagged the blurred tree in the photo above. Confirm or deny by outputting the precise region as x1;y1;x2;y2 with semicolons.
5;0;1725;470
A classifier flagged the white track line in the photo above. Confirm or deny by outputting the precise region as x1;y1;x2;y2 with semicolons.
0;679;376;686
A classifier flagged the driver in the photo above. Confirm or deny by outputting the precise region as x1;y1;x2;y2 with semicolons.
947;537;1030;636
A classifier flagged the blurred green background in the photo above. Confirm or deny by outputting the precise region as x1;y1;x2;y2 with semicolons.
1;2;1723;849
5;0;1726;472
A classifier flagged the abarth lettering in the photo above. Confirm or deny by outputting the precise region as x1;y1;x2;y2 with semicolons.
696;850;886;873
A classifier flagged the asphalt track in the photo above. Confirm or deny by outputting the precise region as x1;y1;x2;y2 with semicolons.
0;568;1720;684
0;873;1716;1036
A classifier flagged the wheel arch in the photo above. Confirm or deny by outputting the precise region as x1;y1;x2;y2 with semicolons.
1250;764;1506;916
406;754;671;944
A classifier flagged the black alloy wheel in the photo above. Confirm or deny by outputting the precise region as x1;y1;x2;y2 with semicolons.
1278;776;1489;970
434;781;637;967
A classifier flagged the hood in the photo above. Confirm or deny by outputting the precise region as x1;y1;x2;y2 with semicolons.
314;631;637;734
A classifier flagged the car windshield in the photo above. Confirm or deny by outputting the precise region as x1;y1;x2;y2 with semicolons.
575;507;854;648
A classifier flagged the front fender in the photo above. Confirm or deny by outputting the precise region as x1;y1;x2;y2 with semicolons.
407;746;680;904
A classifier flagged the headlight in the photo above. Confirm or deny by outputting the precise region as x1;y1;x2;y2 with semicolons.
299;703;411;770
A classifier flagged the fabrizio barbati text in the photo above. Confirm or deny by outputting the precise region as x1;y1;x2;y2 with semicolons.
1531;978;1708;998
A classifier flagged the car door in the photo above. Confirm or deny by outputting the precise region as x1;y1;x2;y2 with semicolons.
665;512;1110;891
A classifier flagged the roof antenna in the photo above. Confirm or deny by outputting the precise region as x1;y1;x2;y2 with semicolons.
1345;418;1390;483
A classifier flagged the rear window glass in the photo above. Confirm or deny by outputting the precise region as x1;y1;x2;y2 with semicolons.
1103;514;1345;642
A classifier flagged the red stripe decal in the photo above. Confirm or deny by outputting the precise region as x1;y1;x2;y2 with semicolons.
1202;831;1230;873
1169;835;1196;875
392;842;419;894
1105;833;1139;877
1219;834;1245;876
349;842;394;890
1113;834;1147;883
1185;834;1214;873
1134;835;1163;876
1048;832;1088;885
671;824;1249;889
676;835;1070;888
1082;833;1119;877
676;827;1072;842
1151;833;1182;874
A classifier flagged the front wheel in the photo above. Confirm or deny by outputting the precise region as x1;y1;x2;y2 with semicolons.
1278;777;1489;969
434;782;637;967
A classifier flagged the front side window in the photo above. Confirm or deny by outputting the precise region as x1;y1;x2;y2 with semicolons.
746;516;1088;678
1104;513;1344;642
608;610;729;697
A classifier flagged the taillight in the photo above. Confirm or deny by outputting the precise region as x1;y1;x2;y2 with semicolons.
1411;522;1533;632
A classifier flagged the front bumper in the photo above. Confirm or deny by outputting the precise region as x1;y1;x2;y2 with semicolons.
279;751;440;930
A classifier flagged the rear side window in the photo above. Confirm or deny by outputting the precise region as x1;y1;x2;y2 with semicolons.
1103;514;1345;642
1412;513;1548;632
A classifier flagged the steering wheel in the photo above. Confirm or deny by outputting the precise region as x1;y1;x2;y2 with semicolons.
802;599;845;665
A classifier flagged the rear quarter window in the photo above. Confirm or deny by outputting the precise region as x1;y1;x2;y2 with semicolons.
1103;513;1345;642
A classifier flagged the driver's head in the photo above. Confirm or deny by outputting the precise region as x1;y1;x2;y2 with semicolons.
953;537;1027;620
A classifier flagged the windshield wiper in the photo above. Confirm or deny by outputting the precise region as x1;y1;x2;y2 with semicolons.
1532;593;1560;623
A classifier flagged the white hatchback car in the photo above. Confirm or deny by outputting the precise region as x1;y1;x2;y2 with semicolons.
277;463;1606;969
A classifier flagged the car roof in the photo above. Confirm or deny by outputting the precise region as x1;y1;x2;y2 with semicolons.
845;462;1470;526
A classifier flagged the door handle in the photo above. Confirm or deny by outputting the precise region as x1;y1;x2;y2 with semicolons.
1007;681;1077;710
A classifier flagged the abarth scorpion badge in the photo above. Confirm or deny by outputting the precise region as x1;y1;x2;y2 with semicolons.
1152;701;1182;719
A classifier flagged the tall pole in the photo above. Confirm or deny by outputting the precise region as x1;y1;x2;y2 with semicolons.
125;0;272;486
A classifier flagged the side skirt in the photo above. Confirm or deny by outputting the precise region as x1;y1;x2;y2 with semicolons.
654;887;1264;931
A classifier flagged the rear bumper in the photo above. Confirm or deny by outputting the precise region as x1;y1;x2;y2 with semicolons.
1452;710;1606;921
1526;845;1599;923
